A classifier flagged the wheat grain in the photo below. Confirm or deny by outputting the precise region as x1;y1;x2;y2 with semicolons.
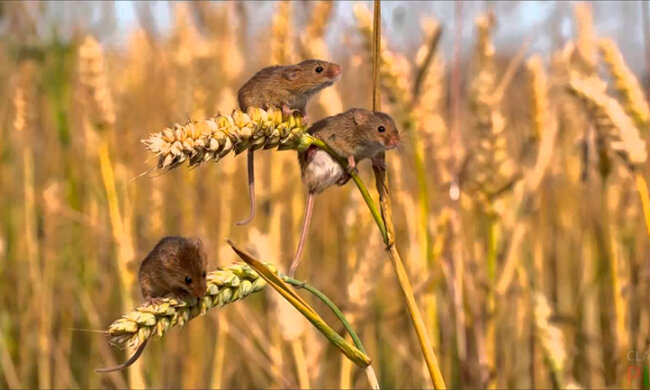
142;107;309;171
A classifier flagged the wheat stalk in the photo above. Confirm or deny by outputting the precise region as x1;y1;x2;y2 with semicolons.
414;18;450;183
271;1;294;64
533;292;567;389
79;34;145;387
299;0;334;60
142;107;309;171
366;1;445;387
78;36;116;128
468;12;515;196
354;3;413;118
527;55;550;139
15;61;50;389
355;9;439;353
573;3;597;75
299;1;343;117
599;38;650;130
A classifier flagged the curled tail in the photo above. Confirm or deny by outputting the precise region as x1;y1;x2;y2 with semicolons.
289;192;315;277
95;339;148;373
237;150;256;225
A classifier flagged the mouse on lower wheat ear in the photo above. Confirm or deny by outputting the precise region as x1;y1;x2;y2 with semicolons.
235;59;342;226
288;108;400;276
96;236;208;373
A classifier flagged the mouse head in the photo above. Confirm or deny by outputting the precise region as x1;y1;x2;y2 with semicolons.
352;109;400;150
159;237;208;299
282;59;342;94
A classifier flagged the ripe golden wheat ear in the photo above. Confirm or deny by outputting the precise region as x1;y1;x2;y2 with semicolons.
598;38;650;130
568;75;647;169
79;35;116;128
142;107;310;171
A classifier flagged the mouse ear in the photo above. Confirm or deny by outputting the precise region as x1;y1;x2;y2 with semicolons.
282;67;299;81
190;238;203;250
352;109;367;127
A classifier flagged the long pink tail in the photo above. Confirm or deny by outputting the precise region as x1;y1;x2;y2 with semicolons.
236;150;256;225
289;192;315;276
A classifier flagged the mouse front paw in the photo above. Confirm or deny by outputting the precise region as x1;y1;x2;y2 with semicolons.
281;104;303;118
346;155;358;176
144;297;165;306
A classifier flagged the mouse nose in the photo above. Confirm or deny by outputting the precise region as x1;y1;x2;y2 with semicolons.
328;64;342;79
193;285;207;298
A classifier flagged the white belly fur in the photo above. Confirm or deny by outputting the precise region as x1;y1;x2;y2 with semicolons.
303;149;344;194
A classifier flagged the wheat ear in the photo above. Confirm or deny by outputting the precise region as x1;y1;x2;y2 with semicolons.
141;107;310;171
599;38;650;130
568;75;647;168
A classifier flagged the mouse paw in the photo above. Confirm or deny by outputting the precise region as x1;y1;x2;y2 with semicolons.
281;104;300;117
346;155;358;176
371;157;388;171
280;105;308;122
144;297;165;306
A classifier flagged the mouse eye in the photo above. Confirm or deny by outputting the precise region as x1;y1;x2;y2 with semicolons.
315;66;324;73
377;125;386;133
185;276;192;285
202;271;206;279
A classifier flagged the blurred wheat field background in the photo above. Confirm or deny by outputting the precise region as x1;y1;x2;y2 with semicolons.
1;1;650;388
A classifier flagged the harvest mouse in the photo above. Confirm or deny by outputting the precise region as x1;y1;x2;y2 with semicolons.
96;236;208;373
289;108;400;276
236;59;342;225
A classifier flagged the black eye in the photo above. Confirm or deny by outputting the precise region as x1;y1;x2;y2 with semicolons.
202;271;206;279
378;125;386;133
185;276;192;285
315;66;324;73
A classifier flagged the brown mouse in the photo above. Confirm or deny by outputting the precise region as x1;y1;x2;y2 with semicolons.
96;236;208;373
289;108;400;276
236;59;342;226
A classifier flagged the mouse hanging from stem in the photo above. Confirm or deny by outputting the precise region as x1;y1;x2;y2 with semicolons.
96;236;208;373
236;59;342;225
289;108;400;277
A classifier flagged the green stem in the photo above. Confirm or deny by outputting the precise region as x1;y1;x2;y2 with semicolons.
308;136;388;241
282;276;367;355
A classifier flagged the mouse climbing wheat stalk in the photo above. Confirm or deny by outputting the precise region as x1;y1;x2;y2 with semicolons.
236;59;342;225
96;236;207;373
289;108;400;276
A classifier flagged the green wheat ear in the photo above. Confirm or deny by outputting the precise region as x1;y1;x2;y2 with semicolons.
107;262;274;350
141;107;312;171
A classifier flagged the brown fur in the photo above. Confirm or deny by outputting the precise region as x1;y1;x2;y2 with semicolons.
300;108;400;193
290;109;400;276
138;236;208;300
238;59;342;114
